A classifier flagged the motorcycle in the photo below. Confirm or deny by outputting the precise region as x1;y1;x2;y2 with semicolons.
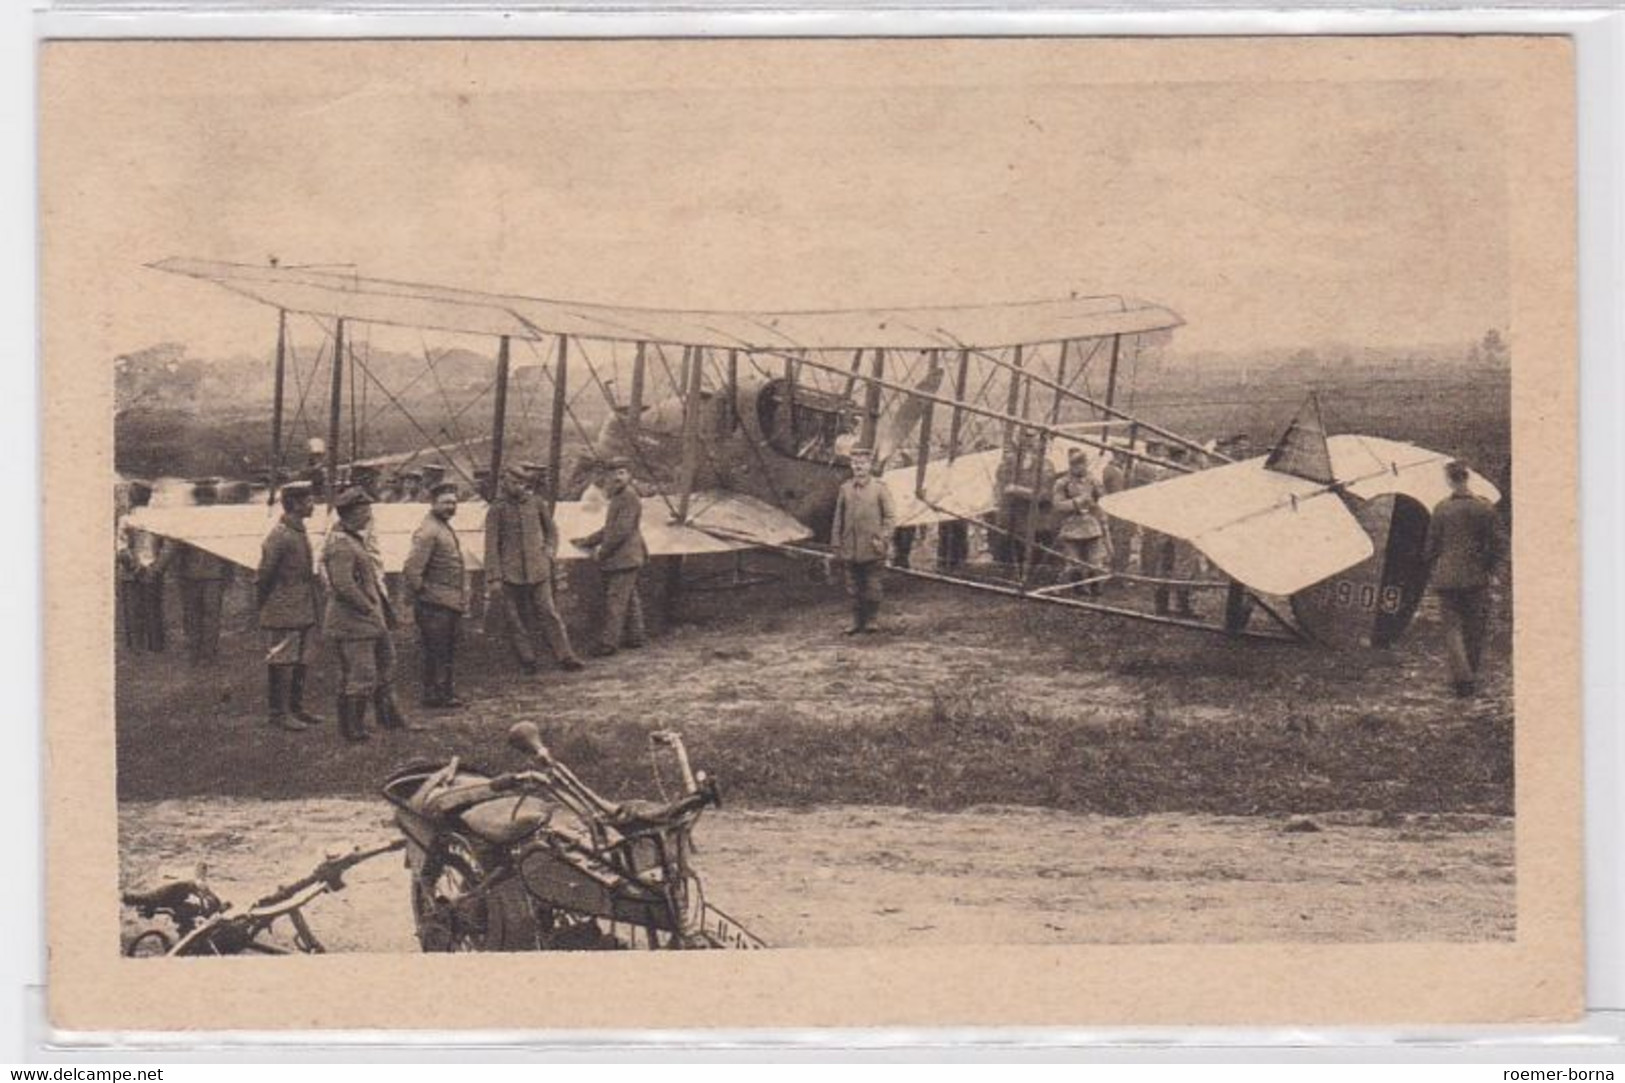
383;722;764;951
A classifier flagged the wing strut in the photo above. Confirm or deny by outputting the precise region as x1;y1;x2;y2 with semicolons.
947;348;970;463
1048;339;1070;424
326;318;346;508
726;349;740;433
548;336;569;507
1002;344;1026;447
860;349;885;449
270;308;287;500
489;334;511;488
914;348;937;497
1103;333;1122;415
627;341;646;435
676;344;705;522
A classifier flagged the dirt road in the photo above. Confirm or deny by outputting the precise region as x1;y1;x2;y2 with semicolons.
119;799;1512;952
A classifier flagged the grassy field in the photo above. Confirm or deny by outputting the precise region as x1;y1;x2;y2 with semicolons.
116;559;1512;816
117;366;1513;819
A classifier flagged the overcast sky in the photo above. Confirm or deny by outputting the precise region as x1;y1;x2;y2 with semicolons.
43;40;1510;364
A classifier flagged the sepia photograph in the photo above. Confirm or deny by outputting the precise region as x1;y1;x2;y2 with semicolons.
42;36;1580;1028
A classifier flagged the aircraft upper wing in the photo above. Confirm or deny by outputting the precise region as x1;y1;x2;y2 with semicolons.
129;490;811;575
153;258;1182;351
1098;458;1375;596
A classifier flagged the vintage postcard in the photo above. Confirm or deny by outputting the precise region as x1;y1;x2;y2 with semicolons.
42;36;1580;1030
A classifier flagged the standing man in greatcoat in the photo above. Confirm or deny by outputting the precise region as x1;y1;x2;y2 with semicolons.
1423;460;1506;697
1053;448;1107;596
573;457;649;656
256;481;324;732
404;481;468;708
323;487;412;741
485;464;585;674
831;446;896;635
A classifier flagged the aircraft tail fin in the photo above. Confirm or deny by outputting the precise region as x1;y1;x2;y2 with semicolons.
1264;392;1335;485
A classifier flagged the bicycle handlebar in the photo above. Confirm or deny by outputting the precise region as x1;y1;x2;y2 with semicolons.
255;839;405;910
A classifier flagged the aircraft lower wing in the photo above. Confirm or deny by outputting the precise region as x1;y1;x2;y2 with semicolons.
882;437;1108;528
883;449;1003;527
1327;435;1502;507
128;490;811;575
1098;458;1375;596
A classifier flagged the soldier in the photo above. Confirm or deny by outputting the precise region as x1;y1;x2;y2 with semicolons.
1156;445;1201;618
395;468;424;504
256;481;324;732
572;457;649;656
832;446;896;635
323;487;412;741
116;480;164;651
160;480;233;663
1052;448;1106;596
1424;460;1506;697
485;463;585;673
404;481;467;708
1101;448;1131;574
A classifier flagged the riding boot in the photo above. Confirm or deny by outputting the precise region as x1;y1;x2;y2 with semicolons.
266;667;306;732
375;686;424;731
860;599;882;634
338;695;370;743
845;598;866;635
288;665;325;726
440;662;466;709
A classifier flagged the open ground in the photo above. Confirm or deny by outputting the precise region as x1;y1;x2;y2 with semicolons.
117;370;1515;948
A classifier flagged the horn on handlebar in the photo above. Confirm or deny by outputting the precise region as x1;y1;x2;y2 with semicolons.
508;722;550;761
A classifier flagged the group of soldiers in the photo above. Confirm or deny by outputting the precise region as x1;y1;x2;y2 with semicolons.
979;438;1212;616
116;478;238;662
119;457;651;744
265;457;648;742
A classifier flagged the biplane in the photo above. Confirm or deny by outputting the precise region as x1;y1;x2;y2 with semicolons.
126;258;1499;650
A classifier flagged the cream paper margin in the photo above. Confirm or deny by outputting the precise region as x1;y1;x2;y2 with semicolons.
41;36;1580;1029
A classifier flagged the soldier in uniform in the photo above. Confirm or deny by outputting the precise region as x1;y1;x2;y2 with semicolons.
1424;460;1506;697
485;464;585;673
832;446;896;635
1100;448;1132;575
395;468;424;504
116;480;164;651
1158;445;1202;617
323;487;412;741
1052;448;1107;596
161;479;233;663
256;481;324;732
404;481;468;708
573;457;649;656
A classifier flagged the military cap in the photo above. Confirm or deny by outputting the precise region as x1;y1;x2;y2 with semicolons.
419;464;447;485
430;480;460;497
334;486;373;511
280;480;314;499
398;468;423;481
847;446;875;460
1067;446;1087;462
602;456;633;471
501;462;531;479
1445;460;1470;482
